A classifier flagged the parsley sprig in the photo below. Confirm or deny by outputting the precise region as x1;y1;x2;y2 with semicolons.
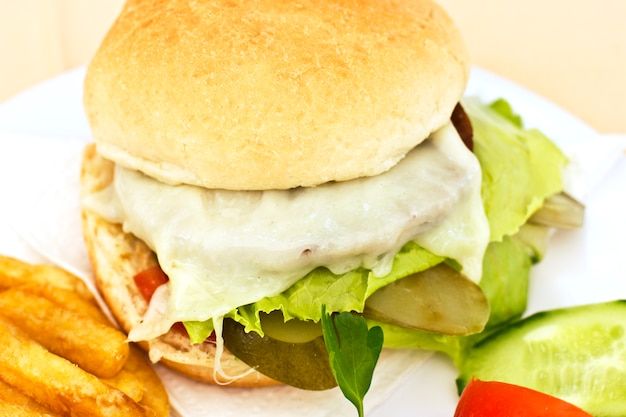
321;305;384;417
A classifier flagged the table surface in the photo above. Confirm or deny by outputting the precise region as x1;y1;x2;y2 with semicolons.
1;0;625;133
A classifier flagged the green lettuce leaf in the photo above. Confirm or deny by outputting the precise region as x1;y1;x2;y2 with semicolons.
232;243;445;335
463;97;567;241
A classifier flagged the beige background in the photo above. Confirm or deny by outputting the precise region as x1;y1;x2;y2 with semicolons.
0;0;624;133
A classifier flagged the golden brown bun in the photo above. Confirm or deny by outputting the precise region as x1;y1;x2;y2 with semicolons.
80;144;278;387
83;0;469;190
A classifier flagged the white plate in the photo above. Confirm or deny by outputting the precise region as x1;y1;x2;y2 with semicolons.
0;67;625;417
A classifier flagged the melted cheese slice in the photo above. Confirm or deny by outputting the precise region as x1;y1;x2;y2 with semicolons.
84;122;488;341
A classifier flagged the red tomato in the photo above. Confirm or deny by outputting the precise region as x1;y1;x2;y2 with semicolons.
133;265;169;302
133;265;216;343
454;378;593;417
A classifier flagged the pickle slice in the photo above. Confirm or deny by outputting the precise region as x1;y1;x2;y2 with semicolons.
364;263;489;336
222;319;337;390
529;192;585;229
515;223;550;263
260;311;323;344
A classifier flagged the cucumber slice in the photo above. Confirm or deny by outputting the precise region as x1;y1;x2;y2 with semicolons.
457;301;626;417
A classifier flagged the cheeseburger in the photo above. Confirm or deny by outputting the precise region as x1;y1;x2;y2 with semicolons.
80;0;577;390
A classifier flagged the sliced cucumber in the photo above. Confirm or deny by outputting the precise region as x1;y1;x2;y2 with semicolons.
457;300;626;417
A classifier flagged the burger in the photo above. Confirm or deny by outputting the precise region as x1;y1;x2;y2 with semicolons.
79;0;579;391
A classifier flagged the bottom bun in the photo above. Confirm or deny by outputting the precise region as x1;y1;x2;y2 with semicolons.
80;143;278;387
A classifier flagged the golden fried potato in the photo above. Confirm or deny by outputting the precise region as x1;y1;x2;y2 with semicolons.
0;379;62;417
0;255;93;300
102;366;146;403
0;318;155;417
0;288;129;378
0;399;59;417
103;345;171;417
0;255;170;416
18;282;111;325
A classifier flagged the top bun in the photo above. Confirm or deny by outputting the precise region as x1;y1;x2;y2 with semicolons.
83;0;469;190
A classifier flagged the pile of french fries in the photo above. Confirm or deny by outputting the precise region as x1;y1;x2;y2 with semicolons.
0;255;170;417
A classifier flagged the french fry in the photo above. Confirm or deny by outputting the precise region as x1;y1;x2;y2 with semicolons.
19;282;111;325
0;318;155;417
0;399;59;417
102;345;171;417
127;345;171;417
0;255;170;416
0;255;93;300
102;366;146;403
0;379;62;417
0;288;129;378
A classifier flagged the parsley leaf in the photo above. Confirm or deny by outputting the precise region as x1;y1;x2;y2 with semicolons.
321;305;384;417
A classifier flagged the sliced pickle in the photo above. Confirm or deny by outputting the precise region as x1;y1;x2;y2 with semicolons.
529;192;585;229
364;263;489;336
222;319;337;390
260;311;323;344
514;223;550;263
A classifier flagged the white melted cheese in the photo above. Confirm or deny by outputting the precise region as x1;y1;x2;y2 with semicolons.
84;122;488;341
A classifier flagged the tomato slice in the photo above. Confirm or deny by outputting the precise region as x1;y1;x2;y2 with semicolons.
454;378;593;417
133;265;169;302
133;265;216;343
